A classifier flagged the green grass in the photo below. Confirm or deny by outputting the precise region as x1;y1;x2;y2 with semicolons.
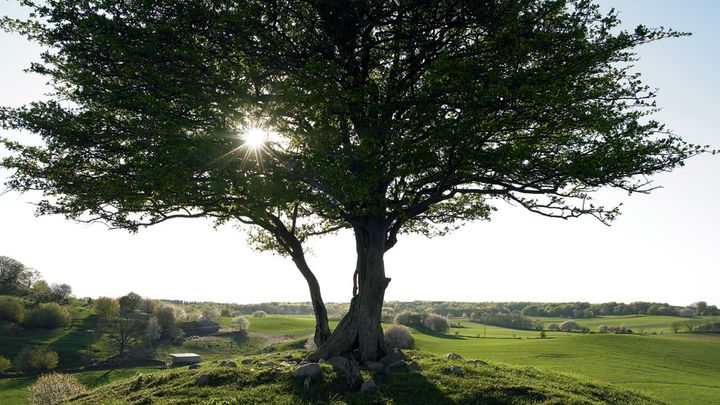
67;351;662;405
0;366;162;404
0;304;111;369
412;326;720;404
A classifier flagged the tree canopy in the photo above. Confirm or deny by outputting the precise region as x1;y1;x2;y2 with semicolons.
0;0;705;361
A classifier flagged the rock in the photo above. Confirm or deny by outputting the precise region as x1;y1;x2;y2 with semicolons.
280;360;297;367
294;363;323;382
449;365;463;376
361;379;377;392
387;360;408;372
470;359;487;365
241;359;254;365
380;349;406;366
196;374;210;387
327;356;364;391
188;364;201;369
366;362;386;372
219;360;227;366
318;358;327;364
256;361;271;367
222;361;237;368
407;361;421;371
443;353;463;360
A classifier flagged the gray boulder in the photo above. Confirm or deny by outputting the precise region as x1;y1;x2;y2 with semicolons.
387;360;408;372
407;361;421;371
361;379;377;392
241;359;254;365
327;356;364;391
449;365;463;376
188;364;201;370
470;359;487;366
443;353;463;360
196;374;210;387
380;349;406;366
222;361;237;368
294;363;323;382
366;362;386;372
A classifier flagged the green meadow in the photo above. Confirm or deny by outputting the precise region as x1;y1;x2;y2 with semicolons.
2;313;718;404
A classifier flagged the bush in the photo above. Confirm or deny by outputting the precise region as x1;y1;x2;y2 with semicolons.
598;325;610;333
547;323;559;331
0;356;11;372
423;313;450;333
29;372;85;405
233;315;250;331
94;297;120;321
23;303;71;329
14;346;59;372
394;310;421;326
559;320;581;332
0;296;24;322
253;310;268;318
384;325;414;349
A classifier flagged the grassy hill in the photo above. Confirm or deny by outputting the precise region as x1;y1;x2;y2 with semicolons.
2;313;718;404
68;351;663;405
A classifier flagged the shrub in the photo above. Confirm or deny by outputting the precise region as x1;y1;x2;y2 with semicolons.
598;325;610;333
394;310;421;326
0;296;24;322
14;346;59;372
94;297;120;321
0;356;11;372
383;325;414;349
547;323;560;331
678;308;696;317
423;313;450;333
233;315;250;331
559;320;581;332
253;310;268;318
23;303;71;329
29;372;85;405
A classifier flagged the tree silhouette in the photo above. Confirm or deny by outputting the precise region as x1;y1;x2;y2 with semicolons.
1;0;705;362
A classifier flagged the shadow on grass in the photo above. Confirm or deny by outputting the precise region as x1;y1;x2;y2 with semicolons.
371;371;455;404
49;313;101;368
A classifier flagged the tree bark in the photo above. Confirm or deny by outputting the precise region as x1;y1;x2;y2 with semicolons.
291;252;331;346
309;217;390;363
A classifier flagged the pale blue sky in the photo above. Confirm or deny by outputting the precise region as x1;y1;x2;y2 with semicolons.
0;1;718;306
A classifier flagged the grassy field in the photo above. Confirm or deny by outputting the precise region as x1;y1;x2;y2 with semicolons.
68;351;663;405
2;313;718;404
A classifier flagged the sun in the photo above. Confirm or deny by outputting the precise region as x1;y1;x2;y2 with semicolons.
244;127;266;149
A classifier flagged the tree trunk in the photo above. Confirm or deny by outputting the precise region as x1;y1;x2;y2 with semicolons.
291;253;331;346
309;217;389;363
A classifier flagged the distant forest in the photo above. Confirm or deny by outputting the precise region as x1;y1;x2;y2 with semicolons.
165;300;719;325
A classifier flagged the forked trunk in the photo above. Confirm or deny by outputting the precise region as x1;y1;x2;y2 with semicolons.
309;217;389;363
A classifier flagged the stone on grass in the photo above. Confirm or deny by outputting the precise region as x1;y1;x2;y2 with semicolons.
241;359;254;365
327;356;363;391
188;364;201;369
222;361;237;368
470;359;487;365
196;374;210;387
387;360;408;372
380;349;406;366
294;363;323;381
449;365;463;376
443;353;462;360
407;361;421;371
366;362;386;372
256;361;271;367
361;379;377;392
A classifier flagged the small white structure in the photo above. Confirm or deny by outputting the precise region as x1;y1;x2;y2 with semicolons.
170;353;201;365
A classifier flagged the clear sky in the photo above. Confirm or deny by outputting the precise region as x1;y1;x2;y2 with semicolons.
1;1;718;306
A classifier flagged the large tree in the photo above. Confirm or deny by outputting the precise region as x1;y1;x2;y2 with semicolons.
0;0;705;362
